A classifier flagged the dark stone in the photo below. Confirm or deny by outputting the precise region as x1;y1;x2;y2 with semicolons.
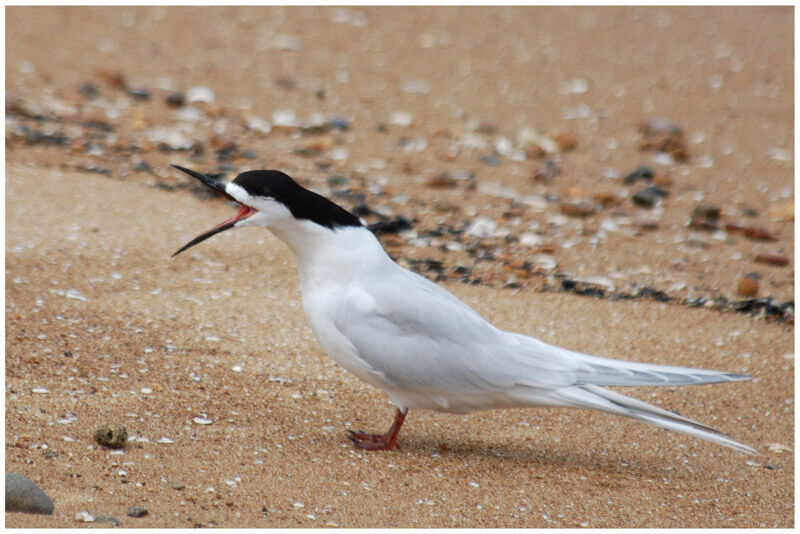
632;185;668;208
165;92;186;107
623;165;655;185
5;473;54;515
79;83;100;99
127;87;150;101
128;505;149;518
329;116;350;131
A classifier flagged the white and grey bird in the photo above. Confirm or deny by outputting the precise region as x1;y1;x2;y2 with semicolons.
171;164;754;454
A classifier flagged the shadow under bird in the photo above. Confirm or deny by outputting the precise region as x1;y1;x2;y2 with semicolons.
171;164;754;454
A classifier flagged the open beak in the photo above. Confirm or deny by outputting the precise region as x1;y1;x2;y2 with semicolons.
171;165;256;257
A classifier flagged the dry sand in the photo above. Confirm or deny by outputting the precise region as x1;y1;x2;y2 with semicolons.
5;6;794;527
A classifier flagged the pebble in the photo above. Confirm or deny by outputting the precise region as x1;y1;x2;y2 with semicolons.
533;254;557;270
519;233;543;247
465;217;497;239
737;276;759;297
75;511;95;522
554;132;577;151
427;172;457;188
632;185;667;208
328;115;350;131
97;69;126;90
623;165;654;185
767;443;792;453
193;416;213;425
692;204;721;221
128;505;149;518
638;118;689;161
5;473;54;515
518;127;558;154
754;253;790;266
127;86;150;101
186;86;215;104
165;91;186;107
532;159;561;182
389;111;413;128
689;204;722;231
93;423;128;449
560;199;597;218
78;83;100;99
592;191;622;207
725;222;778;241
272;110;299;128
241;116;271;135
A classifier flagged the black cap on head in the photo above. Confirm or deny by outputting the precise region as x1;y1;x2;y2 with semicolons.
233;170;362;230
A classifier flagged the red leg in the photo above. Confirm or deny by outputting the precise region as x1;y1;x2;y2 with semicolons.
347;408;408;451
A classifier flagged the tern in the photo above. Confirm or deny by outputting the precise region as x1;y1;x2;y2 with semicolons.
171;164;754;454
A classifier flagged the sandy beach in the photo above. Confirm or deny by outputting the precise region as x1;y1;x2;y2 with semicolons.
5;6;793;527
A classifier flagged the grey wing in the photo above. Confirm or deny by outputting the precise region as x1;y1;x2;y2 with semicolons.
332;265;748;396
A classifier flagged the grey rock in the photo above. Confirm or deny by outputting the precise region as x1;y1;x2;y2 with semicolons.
5;473;54;515
632;185;668;208
128;505;148;518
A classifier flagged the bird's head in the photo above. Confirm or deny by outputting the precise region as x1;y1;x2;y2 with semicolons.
171;165;362;256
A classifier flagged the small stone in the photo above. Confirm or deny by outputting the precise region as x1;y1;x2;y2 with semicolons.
165;92;186;107
389;111;413;128
533;254;558;270
5;473;54;515
632;185;667;208
75;511;95;522
560;199;597;218
128;505;148;518
465;217;497;239
652;174;673;188
481;155;501;166
93;423;128;449
78;83;100;99
247;116;272;134
329;116;350;131
532;159;561;182
523;142;546;159
737;276;759;297
767;443;792;453
754;253;790;266
427;172;457;188
97;69;126;90
193;416;213;425
554;132;577;151
692;204;721;221
186;86;215;104
210;134;235;151
592;191;622;207
65;288;88;301
127;86;150;101
623;165;654;185
726;222;778;241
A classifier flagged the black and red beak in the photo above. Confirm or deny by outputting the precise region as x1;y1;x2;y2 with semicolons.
171;165;255;257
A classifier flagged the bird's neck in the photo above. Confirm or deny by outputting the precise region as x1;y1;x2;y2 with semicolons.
267;221;391;288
